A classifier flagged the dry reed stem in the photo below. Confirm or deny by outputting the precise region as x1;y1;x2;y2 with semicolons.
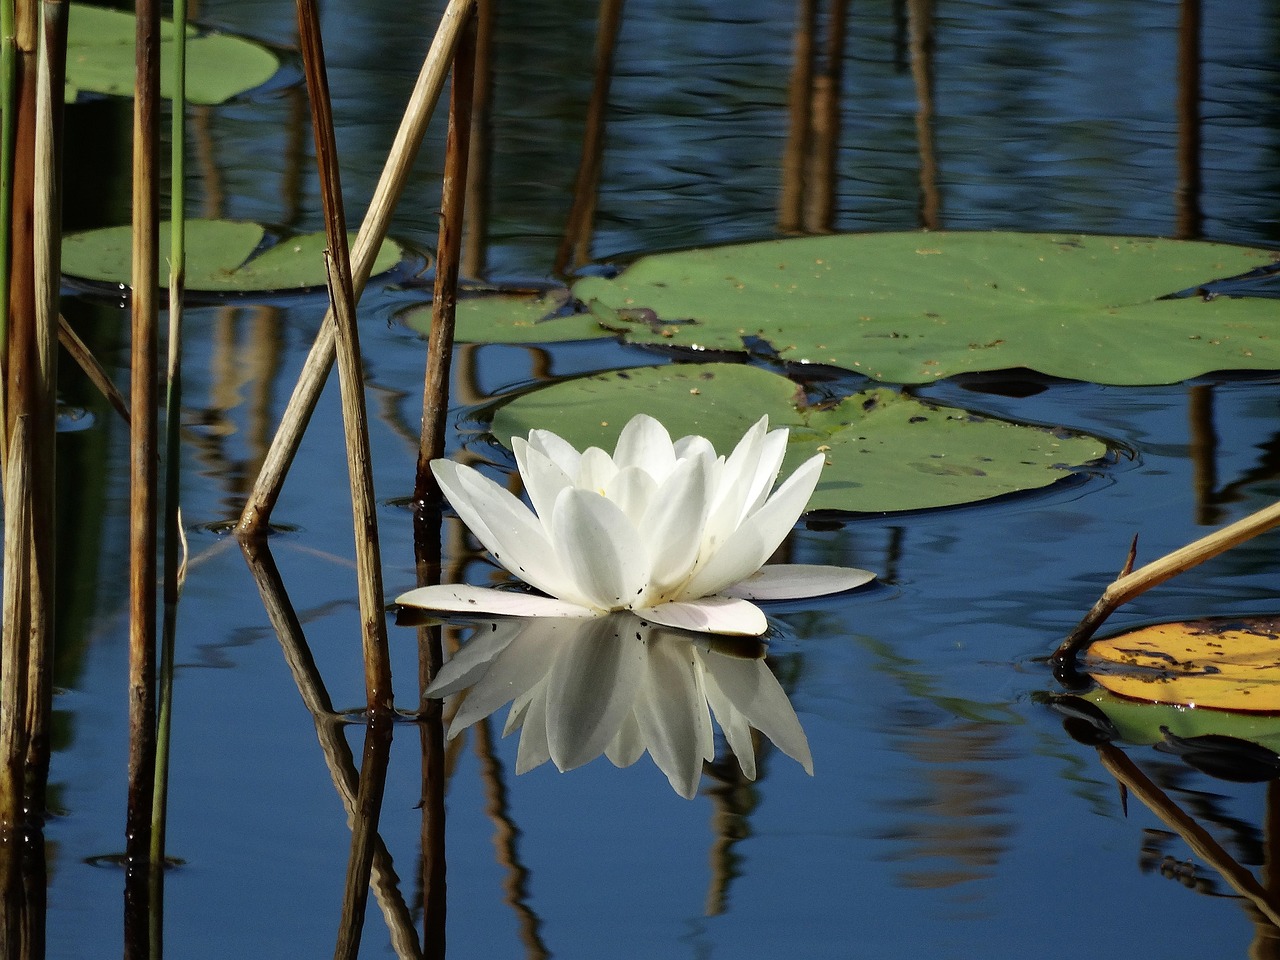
1096;743;1280;926
1051;498;1280;668
295;0;392;712
333;717;393;960
125;0;161;931
57;315;130;423
414;14;475;502
236;0;476;536
0;415;30;833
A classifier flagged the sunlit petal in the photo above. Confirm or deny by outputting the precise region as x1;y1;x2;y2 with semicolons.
613;413;677;479
552;487;650;611
512;437;572;535
738;427;789;521
642;596;768;636
603;464;658;523
395;583;596;620
638;455;711;598
672;434;716;462
575;446;618;492
721;563;876;600
526;427;582;478
682;453;825;599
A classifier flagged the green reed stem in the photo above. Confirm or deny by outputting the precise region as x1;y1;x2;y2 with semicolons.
153;0;188;880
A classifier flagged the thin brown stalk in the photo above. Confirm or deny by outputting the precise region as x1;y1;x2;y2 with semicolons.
0;414;30;834
295;0;392;713
57;313;130;423
1052;499;1280;668
414;14;475;503
125;0;161;941
236;0;476;536
1095;743;1280;926
333;717;393;960
1174;0;1202;239
778;0;815;234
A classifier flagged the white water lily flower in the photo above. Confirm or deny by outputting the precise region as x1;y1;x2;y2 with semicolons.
426;613;813;799
396;413;874;636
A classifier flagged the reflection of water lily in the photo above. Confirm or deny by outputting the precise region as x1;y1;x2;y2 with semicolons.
397;414;874;635
428;613;813;798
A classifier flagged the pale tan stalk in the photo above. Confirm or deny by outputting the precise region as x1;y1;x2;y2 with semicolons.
0;415;30;833
236;0;476;535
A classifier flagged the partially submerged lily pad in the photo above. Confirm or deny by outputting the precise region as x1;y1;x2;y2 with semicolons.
67;3;280;105
61;220;404;293
1084;616;1280;711
401;290;607;344
489;363;1106;513
566;232;1280;385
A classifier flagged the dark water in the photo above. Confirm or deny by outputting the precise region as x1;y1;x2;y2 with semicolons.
48;0;1280;956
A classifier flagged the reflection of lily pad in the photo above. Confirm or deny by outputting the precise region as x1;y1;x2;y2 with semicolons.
1084;616;1280;711
489;363;1106;512
568;233;1280;386
402;291;607;344
61;220;404;293
67;3;279;105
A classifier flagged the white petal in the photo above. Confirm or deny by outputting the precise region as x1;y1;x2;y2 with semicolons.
701;650;813;775
395;584;597;620
638;455;711;598
515;691;553;774
613;413;677;480
641;596;768;636
673;434;716;462
700;417;768;554
512;438;573;535
721;564;876;601
603;465;658;523
738;428;789;521
544;616;645;771
449;628;558;734
699;659;757;780
575;446;618;492
431;460;584;604
681;454;824;600
526;428;582;478
605;710;646;769
552;487;651;611
423;620;521;699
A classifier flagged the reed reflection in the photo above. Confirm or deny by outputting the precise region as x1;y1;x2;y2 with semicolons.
419;612;813;799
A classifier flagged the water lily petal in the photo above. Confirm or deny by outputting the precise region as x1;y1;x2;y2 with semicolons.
700;417;768;554
635;638;713;799
673;434;716;462
605;710;646;769
681;453;824;600
642;596;768;636
432;459;585;603
395;583;596;620
544;616;645;771
449;628;558;735
613;413;677;480
515;692;553;774
738;428;789;521
526;427;582;478
701;650;813;774
721;563;876;600
552;487;650;611
512;437;573;534
603;465;658;523
575;446;618;492
639;454;711;598
698;657;757;780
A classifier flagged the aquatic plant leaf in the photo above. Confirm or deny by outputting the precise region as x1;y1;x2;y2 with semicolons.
1084;617;1280;711
61;220;403;293
571;232;1280;385
66;3;279;105
489;363;1105;513
401;290;607;344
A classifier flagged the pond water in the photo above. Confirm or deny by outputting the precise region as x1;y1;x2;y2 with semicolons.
45;0;1280;956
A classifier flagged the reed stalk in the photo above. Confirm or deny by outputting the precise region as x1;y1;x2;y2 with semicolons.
236;0;476;536
0;0;16;436
0;415;30;833
25;0;65;824
295;0;392;713
125;0;161;939
333;716;393;960
153;0;189;878
414;14;475;502
1051;498;1280;668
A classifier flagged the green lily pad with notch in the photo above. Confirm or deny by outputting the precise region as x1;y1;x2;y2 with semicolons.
401;290;608;344
61;219;404;293
66;3;279;106
489;363;1106;513
571;232;1280;386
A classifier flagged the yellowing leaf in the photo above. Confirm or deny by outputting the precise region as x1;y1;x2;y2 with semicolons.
1084;617;1280;711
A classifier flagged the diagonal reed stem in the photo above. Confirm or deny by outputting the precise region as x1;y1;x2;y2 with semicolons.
236;0;475;536
295;0;392;713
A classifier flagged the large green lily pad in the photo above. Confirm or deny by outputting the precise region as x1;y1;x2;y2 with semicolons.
489;363;1106;512
61;220;404;293
555;233;1279;386
67;4;279;105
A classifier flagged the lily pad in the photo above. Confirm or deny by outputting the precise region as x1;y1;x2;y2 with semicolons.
566;232;1280;386
401;290;608;344
1084;616;1280;712
489;363;1106;513
66;3;279;105
61;220;404;293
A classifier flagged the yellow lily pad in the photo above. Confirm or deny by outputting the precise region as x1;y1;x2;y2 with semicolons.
1084;617;1280;711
